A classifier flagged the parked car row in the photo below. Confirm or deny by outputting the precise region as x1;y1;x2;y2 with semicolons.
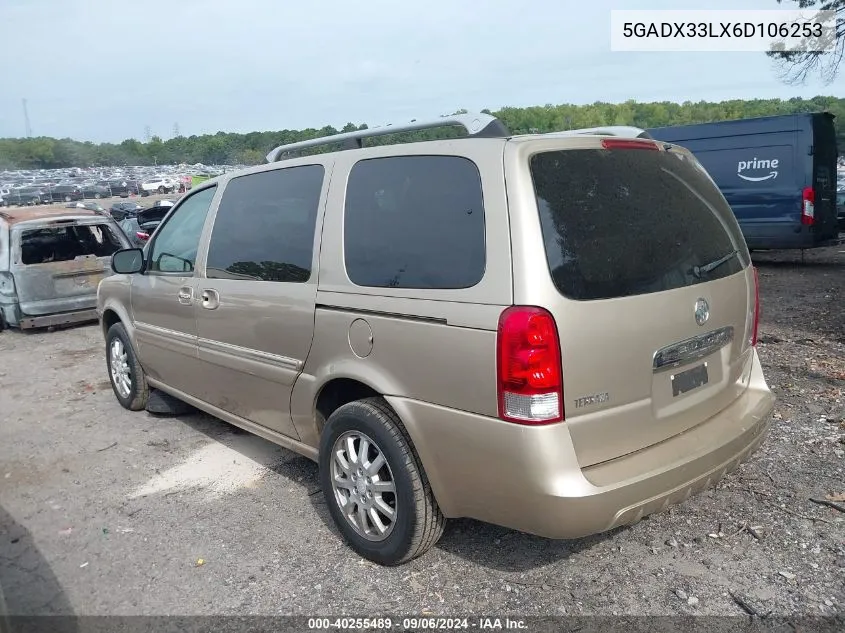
0;163;236;208
0;184;84;205
1;173;200;208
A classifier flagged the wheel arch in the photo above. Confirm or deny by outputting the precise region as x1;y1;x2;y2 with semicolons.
314;377;381;432
100;300;137;348
299;368;452;516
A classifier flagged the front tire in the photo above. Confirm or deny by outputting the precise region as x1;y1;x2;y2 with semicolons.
319;398;445;566
106;322;149;411
64;195;72;202
158;186;166;194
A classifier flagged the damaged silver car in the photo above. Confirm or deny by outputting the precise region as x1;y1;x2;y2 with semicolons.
0;207;130;330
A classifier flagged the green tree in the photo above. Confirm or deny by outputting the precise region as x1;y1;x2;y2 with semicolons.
1;96;843;169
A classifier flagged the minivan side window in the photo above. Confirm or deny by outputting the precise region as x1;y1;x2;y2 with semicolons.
205;165;324;283
344;155;486;289
148;186;216;274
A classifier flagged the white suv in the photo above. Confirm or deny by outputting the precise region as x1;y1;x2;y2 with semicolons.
140;177;176;195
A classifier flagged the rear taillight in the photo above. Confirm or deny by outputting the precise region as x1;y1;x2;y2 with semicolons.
600;138;659;151
801;186;815;226
0;272;15;296
497;306;564;424
136;231;150;241
751;266;760;347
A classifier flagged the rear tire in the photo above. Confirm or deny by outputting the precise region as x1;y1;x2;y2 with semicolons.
158;186;166;194
319;397;445;566
105;322;149;411
64;195;71;202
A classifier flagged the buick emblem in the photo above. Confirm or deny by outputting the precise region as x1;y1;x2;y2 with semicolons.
694;298;710;326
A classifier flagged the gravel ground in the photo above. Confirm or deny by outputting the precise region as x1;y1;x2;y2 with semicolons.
0;244;843;618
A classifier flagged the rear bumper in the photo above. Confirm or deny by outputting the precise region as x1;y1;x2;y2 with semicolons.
391;349;774;539
20;308;99;329
1;297;99;330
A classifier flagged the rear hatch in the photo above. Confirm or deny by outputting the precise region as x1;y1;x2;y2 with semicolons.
137;206;170;229
12;218;126;315
523;139;757;468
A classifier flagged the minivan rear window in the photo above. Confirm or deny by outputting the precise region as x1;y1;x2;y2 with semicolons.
530;148;750;301
20;224;123;265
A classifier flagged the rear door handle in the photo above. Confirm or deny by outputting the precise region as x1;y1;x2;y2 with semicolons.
201;288;220;310
177;287;193;305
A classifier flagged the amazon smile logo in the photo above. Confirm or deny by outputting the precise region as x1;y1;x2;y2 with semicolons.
737;157;779;182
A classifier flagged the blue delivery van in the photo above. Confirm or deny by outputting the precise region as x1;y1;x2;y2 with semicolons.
649;113;839;250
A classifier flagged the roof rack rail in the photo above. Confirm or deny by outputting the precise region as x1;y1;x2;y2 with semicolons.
544;126;654;140
265;112;510;162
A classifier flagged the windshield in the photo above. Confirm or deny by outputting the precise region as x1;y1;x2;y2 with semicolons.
530;147;750;301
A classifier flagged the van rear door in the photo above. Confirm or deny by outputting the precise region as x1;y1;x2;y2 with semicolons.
810;113;839;243
11;218;126;316
517;140;757;468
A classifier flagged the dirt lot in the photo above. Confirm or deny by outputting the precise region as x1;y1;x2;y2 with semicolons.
0;244;843;618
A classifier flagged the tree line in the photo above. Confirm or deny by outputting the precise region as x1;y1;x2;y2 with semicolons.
1;96;842;170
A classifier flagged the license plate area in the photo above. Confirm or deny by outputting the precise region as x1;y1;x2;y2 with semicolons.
671;362;709;397
54;272;103;293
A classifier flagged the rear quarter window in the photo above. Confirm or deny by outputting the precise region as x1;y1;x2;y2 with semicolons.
530;147;750;301
344;155;486;289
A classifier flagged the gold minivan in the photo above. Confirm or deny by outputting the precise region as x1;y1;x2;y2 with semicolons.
98;114;774;565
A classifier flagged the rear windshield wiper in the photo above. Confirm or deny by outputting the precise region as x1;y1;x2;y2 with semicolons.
691;250;738;279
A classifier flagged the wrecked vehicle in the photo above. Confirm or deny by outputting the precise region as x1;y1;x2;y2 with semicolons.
0;207;130;330
118;203;172;247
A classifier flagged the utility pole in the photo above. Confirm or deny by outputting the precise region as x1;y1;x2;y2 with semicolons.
173;122;180;138
22;98;32;137
144;125;152;143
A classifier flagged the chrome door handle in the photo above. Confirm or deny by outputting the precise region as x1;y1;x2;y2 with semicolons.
177;287;193;305
201;288;220;310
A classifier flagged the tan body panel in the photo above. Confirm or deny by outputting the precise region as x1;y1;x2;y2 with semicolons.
186;158;336;439
394;349;772;536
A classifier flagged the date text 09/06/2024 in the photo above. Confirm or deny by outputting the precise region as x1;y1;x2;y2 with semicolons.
307;617;528;630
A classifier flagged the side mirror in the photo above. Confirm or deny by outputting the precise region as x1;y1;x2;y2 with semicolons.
112;248;145;274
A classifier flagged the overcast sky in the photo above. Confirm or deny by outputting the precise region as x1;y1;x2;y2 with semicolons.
0;0;834;143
